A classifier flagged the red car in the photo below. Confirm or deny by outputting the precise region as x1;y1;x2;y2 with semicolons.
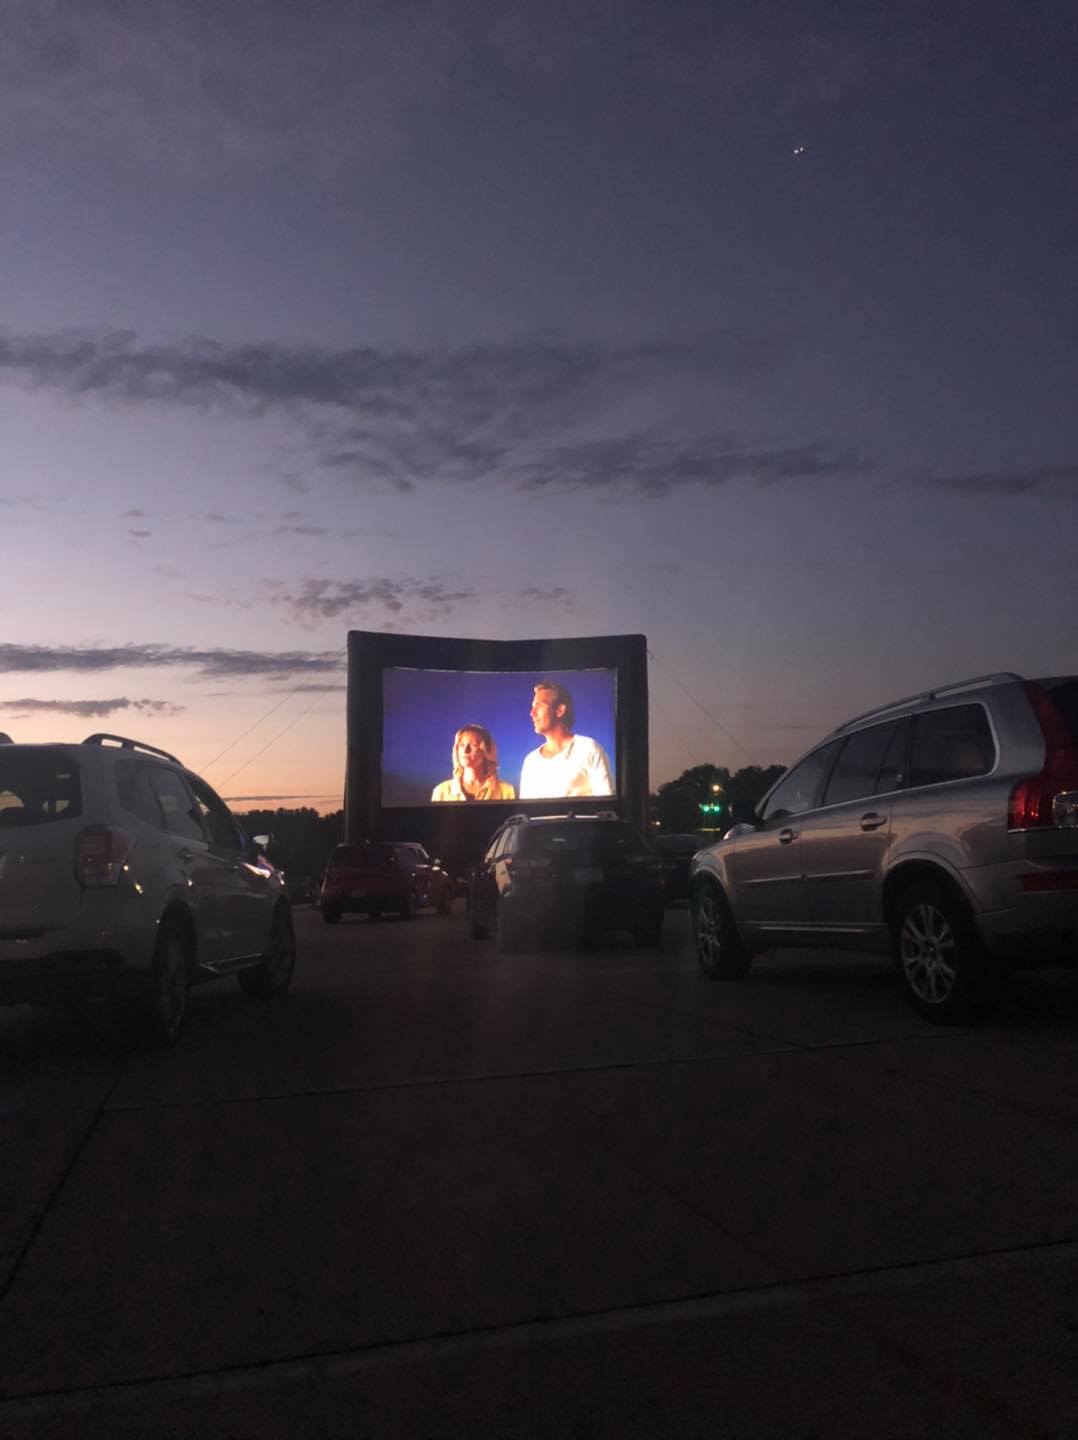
320;841;454;924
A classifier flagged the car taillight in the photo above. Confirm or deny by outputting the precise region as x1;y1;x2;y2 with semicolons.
1008;683;1078;830
74;826;133;887
504;856;550;873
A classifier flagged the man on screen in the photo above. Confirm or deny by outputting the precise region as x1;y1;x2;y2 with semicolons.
518;680;614;799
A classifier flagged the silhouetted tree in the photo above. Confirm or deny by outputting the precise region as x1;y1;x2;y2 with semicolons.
653;762;787;833
236;807;343;897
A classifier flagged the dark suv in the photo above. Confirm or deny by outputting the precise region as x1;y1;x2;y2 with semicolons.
320;841;454;923
0;732;294;1043
468;813;665;953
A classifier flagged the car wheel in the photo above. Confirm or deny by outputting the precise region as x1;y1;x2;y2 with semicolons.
691;882;752;980
239;909;296;1000
139;921;191;1046
893;883;1003;1025
322;906;341;926
399;891;418;921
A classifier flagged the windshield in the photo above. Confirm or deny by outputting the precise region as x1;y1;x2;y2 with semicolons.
0;748;83;827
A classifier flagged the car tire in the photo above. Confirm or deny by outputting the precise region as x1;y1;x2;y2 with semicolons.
893;882;1004;1025
239;909;296;1000
138;920;191;1046
322;907;341;926
399;891;418;921
691;882;752;980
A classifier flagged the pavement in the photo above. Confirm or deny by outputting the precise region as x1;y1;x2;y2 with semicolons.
2;905;1078;1437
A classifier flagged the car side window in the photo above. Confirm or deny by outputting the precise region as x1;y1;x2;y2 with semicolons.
146;766;206;843
909;705;995;788
823;721;901;807
186;774;242;852
115;759;166;829
760;741;841;822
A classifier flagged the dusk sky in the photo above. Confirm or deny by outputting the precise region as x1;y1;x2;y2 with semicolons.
2;0;1076;810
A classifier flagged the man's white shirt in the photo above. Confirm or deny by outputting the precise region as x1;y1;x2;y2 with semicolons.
518;735;614;799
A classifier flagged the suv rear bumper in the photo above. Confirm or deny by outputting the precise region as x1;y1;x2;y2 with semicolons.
976;895;1078;966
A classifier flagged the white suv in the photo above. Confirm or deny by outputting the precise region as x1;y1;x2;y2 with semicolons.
689;673;1078;1023
0;732;295;1043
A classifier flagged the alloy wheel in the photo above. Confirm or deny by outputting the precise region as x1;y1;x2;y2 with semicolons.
900;901;958;1005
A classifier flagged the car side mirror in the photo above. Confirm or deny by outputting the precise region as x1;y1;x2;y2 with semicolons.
252;833;271;848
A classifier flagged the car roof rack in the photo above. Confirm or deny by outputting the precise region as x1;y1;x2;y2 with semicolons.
831;673;1025;735
82;733;183;765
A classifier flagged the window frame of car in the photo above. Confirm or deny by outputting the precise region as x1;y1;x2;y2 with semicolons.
114;757;168;830
819;717;912;810
757;739;844;825
906;701;999;791
144;763;209;844
185;772;245;854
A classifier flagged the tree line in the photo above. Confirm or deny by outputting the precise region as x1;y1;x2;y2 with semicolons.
236;761;787;895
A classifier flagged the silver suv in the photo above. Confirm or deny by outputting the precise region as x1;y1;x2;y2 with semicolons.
0;732;295;1043
689;673;1078;1023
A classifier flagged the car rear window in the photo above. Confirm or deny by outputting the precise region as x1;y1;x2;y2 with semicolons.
0;748;83;827
521;823;645;861
331;842;398;866
1037;678;1078;747
909;704;995;788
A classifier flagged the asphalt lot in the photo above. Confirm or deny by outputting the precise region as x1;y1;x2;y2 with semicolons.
2;903;1078;1437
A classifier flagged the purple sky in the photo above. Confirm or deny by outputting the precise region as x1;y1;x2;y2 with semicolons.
2;0;1076;809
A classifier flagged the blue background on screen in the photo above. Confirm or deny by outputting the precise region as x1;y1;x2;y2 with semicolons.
382;668;618;806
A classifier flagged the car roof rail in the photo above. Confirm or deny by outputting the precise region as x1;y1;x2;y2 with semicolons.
82;733;183;765
831;672;1025;734
504;813;530;825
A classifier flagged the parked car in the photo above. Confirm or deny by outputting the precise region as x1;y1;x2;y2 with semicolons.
320;840;453;923
649;831;709;902
0;731;295;1043
688;672;1078;1024
468;812;665;953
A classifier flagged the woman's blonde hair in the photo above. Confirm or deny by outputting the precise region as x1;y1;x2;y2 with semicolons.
452;725;502;799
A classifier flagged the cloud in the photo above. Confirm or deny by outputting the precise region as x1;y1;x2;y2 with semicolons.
0;644;342;679
518;586;576;610
0;697;185;718
512;434;869;496
0;325;848;498
928;463;1078;498
276;578;476;626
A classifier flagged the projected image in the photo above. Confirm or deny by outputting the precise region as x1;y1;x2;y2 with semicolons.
382;669;617;807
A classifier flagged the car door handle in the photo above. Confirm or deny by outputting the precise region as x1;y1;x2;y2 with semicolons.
778;828;798;845
177;848;193;863
860;813;886;831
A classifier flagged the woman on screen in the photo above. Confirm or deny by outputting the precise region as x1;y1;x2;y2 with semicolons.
431;725;516;802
